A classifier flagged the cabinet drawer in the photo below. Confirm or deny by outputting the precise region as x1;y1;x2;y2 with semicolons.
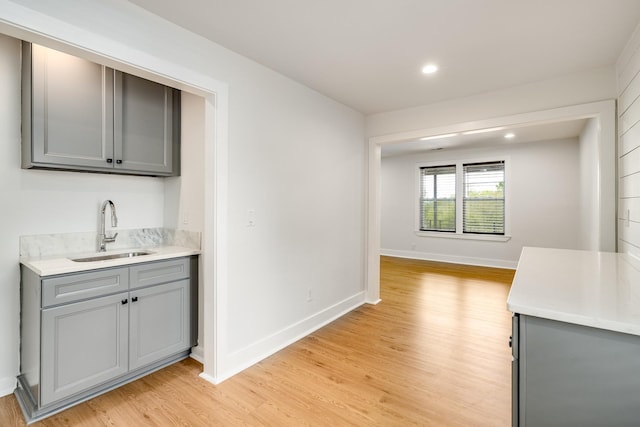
42;268;129;307
129;258;189;290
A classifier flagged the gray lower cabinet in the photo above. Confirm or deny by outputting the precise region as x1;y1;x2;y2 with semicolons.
41;292;129;406
512;314;640;427
21;42;180;176
16;256;196;423
129;279;190;370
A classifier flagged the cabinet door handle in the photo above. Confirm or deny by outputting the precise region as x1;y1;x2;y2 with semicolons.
131;296;138;303
121;299;128;305
107;158;113;164
116;159;122;164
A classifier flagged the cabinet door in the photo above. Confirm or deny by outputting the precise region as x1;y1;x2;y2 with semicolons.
114;71;176;175
41;292;129;406
29;43;114;169
519;315;640;426
129;280;190;370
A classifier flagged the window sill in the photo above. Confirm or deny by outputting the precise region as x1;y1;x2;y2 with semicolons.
415;231;512;242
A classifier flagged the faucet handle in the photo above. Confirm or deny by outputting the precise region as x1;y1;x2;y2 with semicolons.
104;232;118;243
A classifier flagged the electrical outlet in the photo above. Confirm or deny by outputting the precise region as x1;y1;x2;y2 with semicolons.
307;288;313;302
247;209;256;227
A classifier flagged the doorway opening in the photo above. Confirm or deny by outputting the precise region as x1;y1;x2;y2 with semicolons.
0;17;229;384
365;100;616;302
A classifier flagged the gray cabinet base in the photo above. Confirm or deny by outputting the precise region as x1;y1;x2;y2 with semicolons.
516;315;640;426
15;350;190;425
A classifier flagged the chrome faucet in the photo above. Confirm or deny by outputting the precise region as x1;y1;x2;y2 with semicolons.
99;200;118;252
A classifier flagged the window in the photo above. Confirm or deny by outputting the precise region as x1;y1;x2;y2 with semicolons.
417;159;507;239
463;161;505;235
419;165;456;232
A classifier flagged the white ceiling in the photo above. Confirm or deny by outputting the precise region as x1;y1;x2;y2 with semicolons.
380;119;588;158
127;0;640;115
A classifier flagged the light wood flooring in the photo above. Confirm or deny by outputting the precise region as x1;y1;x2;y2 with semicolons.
0;256;515;426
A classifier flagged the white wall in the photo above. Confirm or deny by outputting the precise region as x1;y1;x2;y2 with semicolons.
381;139;581;268
224;62;365;365
0;0;365;392
578;118;601;250
164;91;206;359
165;92;205;234
0;34;166;395
617;23;640;257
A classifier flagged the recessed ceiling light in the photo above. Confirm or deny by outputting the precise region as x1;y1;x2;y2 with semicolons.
420;133;458;141
421;64;438;74
504;133;516;139
462;127;506;135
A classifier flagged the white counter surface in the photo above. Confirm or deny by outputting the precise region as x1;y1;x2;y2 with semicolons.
507;247;640;336
20;245;200;276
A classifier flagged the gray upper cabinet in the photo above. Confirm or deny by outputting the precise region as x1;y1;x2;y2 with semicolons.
25;44;114;169
22;42;180;176
114;72;175;174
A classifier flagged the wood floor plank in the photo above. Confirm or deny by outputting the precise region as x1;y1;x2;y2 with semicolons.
0;256;514;426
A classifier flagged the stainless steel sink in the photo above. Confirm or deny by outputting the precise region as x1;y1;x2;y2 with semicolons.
70;251;155;262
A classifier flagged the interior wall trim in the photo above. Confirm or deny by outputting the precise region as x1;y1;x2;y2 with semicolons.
381;248;518;270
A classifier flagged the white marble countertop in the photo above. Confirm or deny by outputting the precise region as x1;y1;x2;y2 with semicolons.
20;245;200;276
507;247;640;336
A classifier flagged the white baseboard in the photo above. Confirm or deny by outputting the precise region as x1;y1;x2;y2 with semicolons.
381;248;518;270
198;371;217;385
214;291;367;384
190;345;204;364
0;376;16;397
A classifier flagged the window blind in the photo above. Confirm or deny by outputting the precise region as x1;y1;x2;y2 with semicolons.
463;161;505;234
419;165;456;232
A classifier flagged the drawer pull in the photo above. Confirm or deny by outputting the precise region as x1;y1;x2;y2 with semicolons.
121;299;128;305
131;296;138;303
